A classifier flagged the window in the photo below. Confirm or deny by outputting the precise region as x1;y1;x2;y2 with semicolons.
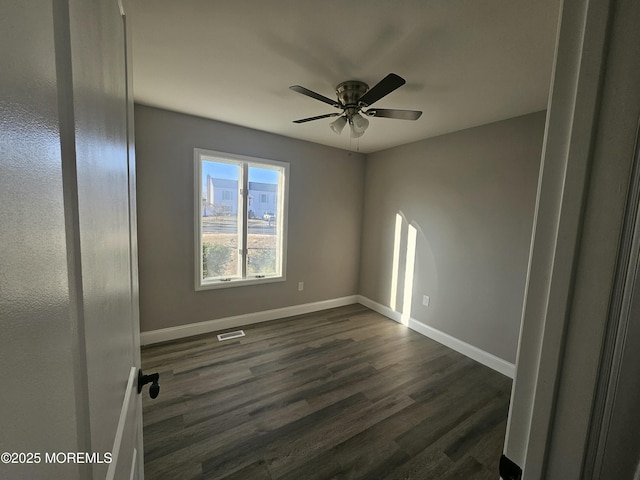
195;149;288;290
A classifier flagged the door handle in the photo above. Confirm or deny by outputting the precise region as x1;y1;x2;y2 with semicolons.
137;369;160;399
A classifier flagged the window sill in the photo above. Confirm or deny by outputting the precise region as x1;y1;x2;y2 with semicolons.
196;275;286;291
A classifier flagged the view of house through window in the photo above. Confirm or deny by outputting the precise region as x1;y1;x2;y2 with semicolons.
195;149;288;289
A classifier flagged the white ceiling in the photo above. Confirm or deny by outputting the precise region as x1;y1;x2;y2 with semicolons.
130;0;560;154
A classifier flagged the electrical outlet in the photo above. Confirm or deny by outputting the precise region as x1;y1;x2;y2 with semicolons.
298;281;304;291
422;295;430;306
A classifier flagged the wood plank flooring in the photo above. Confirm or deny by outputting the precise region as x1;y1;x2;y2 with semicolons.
141;304;512;480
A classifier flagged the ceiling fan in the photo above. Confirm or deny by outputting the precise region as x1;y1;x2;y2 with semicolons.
290;73;422;138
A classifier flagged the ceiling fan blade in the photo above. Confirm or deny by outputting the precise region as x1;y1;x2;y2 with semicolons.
292;113;341;124
290;85;341;108
357;73;406;107
365;108;422;120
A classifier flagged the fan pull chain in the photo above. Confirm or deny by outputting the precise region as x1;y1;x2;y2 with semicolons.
348;135;360;152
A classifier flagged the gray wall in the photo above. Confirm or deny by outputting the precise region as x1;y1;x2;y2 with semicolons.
135;105;365;332
359;111;545;363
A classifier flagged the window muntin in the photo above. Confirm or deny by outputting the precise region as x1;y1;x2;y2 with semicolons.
195;149;288;290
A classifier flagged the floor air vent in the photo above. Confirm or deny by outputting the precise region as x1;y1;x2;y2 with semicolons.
217;330;245;341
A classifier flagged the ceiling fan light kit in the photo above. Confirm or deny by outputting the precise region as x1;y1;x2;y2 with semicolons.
290;73;422;138
349;113;369;138
329;115;347;134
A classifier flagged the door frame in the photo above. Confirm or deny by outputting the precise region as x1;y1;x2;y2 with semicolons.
503;0;640;477
583;117;640;478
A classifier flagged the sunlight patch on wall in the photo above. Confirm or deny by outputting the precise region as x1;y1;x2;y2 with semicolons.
401;224;417;326
390;213;403;311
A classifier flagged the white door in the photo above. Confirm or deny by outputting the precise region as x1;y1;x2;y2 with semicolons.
107;3;147;477
67;0;144;478
0;1;144;479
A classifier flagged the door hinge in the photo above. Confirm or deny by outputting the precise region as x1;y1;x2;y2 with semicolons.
499;454;522;480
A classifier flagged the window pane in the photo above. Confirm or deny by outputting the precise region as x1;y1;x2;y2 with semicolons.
247;165;280;276
202;160;240;280
196;149;288;289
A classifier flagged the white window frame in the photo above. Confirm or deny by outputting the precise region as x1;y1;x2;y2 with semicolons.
194;148;289;290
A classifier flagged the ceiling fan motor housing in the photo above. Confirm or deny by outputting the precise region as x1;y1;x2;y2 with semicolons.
336;81;369;116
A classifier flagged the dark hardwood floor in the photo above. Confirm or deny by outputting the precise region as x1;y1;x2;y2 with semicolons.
141;304;511;480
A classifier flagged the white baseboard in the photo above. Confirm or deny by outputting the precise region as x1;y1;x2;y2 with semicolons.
140;295;359;345
141;294;515;379
357;295;515;378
